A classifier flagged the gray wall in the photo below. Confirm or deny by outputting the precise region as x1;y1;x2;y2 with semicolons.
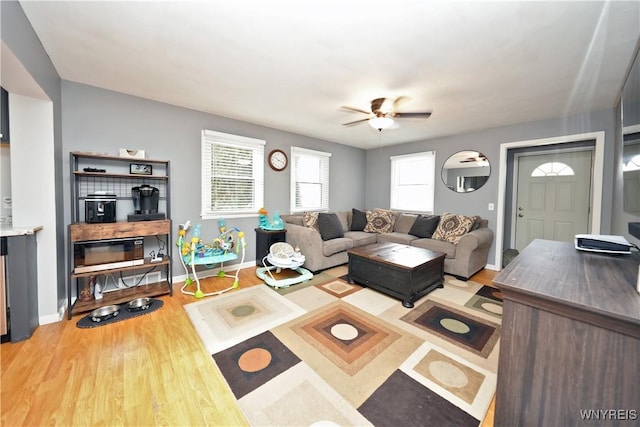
5;0;638;321
1;1;65;318
365;108;620;266
61;81;366;276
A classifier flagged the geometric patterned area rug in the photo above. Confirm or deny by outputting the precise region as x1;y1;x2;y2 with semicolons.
184;269;502;427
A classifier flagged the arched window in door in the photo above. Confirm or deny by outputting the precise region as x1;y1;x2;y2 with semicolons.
531;162;575;177
623;154;640;171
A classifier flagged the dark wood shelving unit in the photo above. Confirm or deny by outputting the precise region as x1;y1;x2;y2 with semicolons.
71;281;172;314
70;256;171;279
68;152;172;319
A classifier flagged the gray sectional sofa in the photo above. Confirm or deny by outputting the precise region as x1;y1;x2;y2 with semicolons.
280;210;494;280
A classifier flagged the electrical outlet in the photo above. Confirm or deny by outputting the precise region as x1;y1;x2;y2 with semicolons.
488;203;495;211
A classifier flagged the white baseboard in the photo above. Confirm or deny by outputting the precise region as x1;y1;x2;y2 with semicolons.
484;263;500;272
172;260;257;284
39;300;68;325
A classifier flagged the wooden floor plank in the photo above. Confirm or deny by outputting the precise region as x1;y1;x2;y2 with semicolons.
1;266;499;426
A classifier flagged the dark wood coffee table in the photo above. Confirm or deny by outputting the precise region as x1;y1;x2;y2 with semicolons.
347;242;446;308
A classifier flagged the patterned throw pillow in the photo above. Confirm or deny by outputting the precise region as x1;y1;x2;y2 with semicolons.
303;211;319;231
364;210;394;233
431;213;475;244
374;208;399;229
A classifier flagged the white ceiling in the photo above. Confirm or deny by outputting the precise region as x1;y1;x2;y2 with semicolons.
18;0;640;149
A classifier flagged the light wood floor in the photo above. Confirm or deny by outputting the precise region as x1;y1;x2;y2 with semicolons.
1;267;498;426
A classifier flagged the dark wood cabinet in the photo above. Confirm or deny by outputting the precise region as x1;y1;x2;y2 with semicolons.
493;239;640;426
255;228;286;266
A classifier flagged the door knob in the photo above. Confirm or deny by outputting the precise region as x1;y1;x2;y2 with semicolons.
518;207;524;211
518;213;524;218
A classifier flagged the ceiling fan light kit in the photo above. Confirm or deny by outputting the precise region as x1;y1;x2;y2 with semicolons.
369;116;394;130
341;97;432;131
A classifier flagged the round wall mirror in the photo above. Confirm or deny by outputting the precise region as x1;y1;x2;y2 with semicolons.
442;151;490;192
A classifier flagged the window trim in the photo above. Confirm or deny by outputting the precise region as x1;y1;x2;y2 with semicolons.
389;151;436;214
289;146;332;213
201;130;265;219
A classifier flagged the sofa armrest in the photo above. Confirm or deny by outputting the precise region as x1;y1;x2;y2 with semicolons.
455;227;494;258
284;223;323;255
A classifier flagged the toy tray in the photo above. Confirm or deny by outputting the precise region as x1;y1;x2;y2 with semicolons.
183;252;238;265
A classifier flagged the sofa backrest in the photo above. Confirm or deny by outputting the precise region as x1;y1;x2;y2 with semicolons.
281;211;351;232
282;210;488;233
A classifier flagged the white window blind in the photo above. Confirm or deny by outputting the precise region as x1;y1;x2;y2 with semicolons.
290;147;331;213
201;130;265;218
390;151;435;213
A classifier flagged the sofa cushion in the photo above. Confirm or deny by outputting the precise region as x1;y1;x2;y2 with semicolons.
317;213;344;241
432;213;475;244
351;208;367;231
322;237;353;256
394;213;418;233
411;238;457;258
303;212;319;231
409;214;441;238
377;232;419;245
282;214;304;226
335;211;350;232
364;210;394;233
344;231;378;247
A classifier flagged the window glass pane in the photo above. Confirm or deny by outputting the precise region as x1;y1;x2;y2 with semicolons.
213;145;253;177
531;162;575;177
624;154;640;171
297;183;322;208
297;156;321;182
398;159;430;184
290;147;331;212
211;178;254;210
201;130;264;218
390;152;435;213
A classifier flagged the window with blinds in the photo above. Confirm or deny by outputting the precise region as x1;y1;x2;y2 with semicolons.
201;130;265;218
390;151;435;213
290;147;331;212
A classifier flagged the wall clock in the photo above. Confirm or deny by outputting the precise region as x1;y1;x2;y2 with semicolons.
268;149;288;171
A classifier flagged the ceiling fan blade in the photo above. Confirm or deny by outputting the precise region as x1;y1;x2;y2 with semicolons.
340;105;372;115
393;96;411;109
342;118;370;126
392;112;432;119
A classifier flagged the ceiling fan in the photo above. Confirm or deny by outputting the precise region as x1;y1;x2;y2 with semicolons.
460;153;488;163
341;97;432;130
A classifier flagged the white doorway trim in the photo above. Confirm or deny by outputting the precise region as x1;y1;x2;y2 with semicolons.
495;131;604;269
510;146;595;249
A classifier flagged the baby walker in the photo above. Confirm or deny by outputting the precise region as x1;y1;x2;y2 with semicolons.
177;219;246;298
256;242;313;289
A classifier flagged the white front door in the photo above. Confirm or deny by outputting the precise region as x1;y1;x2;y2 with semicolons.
514;150;593;251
